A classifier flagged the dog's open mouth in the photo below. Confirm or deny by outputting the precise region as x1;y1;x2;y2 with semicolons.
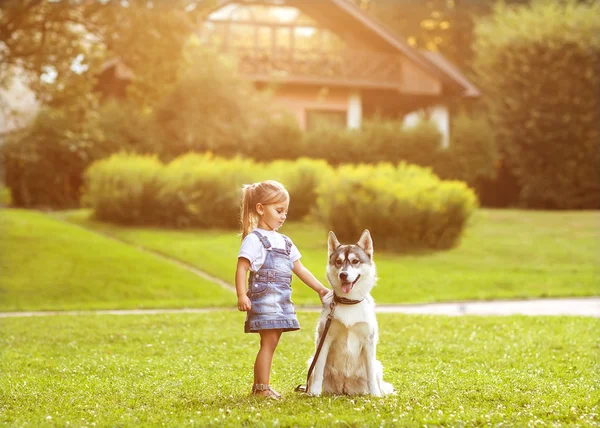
340;274;361;294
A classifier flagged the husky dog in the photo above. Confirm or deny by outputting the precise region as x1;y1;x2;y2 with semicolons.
307;230;394;397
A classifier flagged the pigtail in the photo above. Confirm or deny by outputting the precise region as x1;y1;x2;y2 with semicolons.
240;184;254;240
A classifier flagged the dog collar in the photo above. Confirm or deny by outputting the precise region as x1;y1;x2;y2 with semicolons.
333;293;363;305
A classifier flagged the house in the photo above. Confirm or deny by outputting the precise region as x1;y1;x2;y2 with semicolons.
199;0;480;147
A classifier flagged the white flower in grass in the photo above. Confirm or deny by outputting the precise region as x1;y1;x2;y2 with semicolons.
46;416;52;421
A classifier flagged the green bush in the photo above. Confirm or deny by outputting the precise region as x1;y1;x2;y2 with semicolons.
1;102;159;210
0;182;11;206
2;108;107;209
156;153;256;228
473;0;600;208
302;125;360;165
300;118;442;166
433;112;498;189
83;153;164;225
97;100;162;155
83;154;477;252
154;45;264;160
247;112;304;161
316;162;477;251
265;158;334;221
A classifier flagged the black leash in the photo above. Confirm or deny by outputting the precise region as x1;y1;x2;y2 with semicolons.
295;293;363;393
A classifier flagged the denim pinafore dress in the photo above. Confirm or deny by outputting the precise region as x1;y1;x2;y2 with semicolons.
244;230;300;334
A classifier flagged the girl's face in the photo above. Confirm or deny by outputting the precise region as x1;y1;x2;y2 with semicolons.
256;199;289;231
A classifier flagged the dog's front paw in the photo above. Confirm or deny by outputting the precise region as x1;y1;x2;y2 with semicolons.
308;385;322;397
369;385;382;397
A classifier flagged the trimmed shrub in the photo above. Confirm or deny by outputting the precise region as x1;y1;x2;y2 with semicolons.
316;162;477;251
83;154;476;253
247;112;305;161
433;112;498;190
302;125;360;165
473;0;600;208
83;153;164;225
301;118;442;166
156;153;256;228
265;158;334;221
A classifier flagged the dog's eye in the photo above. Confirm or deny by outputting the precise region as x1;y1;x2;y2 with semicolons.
351;259;359;265
335;260;342;267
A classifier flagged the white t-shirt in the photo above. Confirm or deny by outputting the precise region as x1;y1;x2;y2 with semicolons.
238;228;301;272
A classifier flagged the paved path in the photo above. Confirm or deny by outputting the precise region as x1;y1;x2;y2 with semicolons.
1;298;598;318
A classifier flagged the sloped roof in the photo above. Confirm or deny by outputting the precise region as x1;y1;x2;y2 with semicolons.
420;51;481;98
206;0;479;97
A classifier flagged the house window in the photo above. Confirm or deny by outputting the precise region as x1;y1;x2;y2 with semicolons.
306;109;347;131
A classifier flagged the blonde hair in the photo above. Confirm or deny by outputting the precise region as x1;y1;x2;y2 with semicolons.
240;180;289;240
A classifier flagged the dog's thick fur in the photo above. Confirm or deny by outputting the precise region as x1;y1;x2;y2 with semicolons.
307;230;394;396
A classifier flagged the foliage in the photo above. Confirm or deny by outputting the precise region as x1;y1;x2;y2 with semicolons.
1;107;108;208
0;182;10;206
0;1;216;105
352;0;532;72
97;99;163;155
300;119;442;167
83;153;164;225
473;0;600;208
153;44;264;160
247;112;305;161
379;119;441;167
433;112;498;189
83;154;477;251
264;158;335;221
156;153;256;228
301;125;359;165
316;162;478;251
82;154;330;228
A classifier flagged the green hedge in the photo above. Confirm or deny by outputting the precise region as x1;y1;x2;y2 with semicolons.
473;0;600;208
433;112;498;190
316;163;477;251
83;154;331;229
264;158;334;221
156;153;255;228
2;109;108;209
83;153;164;225
84;154;476;252
2;103;161;209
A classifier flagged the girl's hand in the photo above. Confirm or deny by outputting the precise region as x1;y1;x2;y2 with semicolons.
237;295;252;312
318;287;331;304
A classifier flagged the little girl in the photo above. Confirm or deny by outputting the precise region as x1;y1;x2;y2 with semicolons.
235;180;329;399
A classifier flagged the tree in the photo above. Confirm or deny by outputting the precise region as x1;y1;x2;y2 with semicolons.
352;0;531;71
472;0;600;209
0;0;216;108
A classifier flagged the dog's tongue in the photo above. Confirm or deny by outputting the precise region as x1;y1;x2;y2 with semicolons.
341;282;353;294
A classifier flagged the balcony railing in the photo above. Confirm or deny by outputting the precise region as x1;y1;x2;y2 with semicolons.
209;45;404;88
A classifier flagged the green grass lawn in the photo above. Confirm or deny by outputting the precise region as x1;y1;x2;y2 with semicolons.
0;209;233;311
1;312;597;427
61;208;600;306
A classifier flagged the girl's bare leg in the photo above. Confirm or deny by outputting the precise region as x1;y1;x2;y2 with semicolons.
253;329;283;395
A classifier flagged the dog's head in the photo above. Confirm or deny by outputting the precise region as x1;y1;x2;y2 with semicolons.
326;229;377;299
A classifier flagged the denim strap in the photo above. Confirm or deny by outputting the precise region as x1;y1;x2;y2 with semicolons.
252;230;271;249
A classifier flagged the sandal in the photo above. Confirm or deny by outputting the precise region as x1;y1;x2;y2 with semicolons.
251;383;281;399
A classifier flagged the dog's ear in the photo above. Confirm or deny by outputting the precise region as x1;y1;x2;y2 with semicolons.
328;231;340;256
357;229;373;259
